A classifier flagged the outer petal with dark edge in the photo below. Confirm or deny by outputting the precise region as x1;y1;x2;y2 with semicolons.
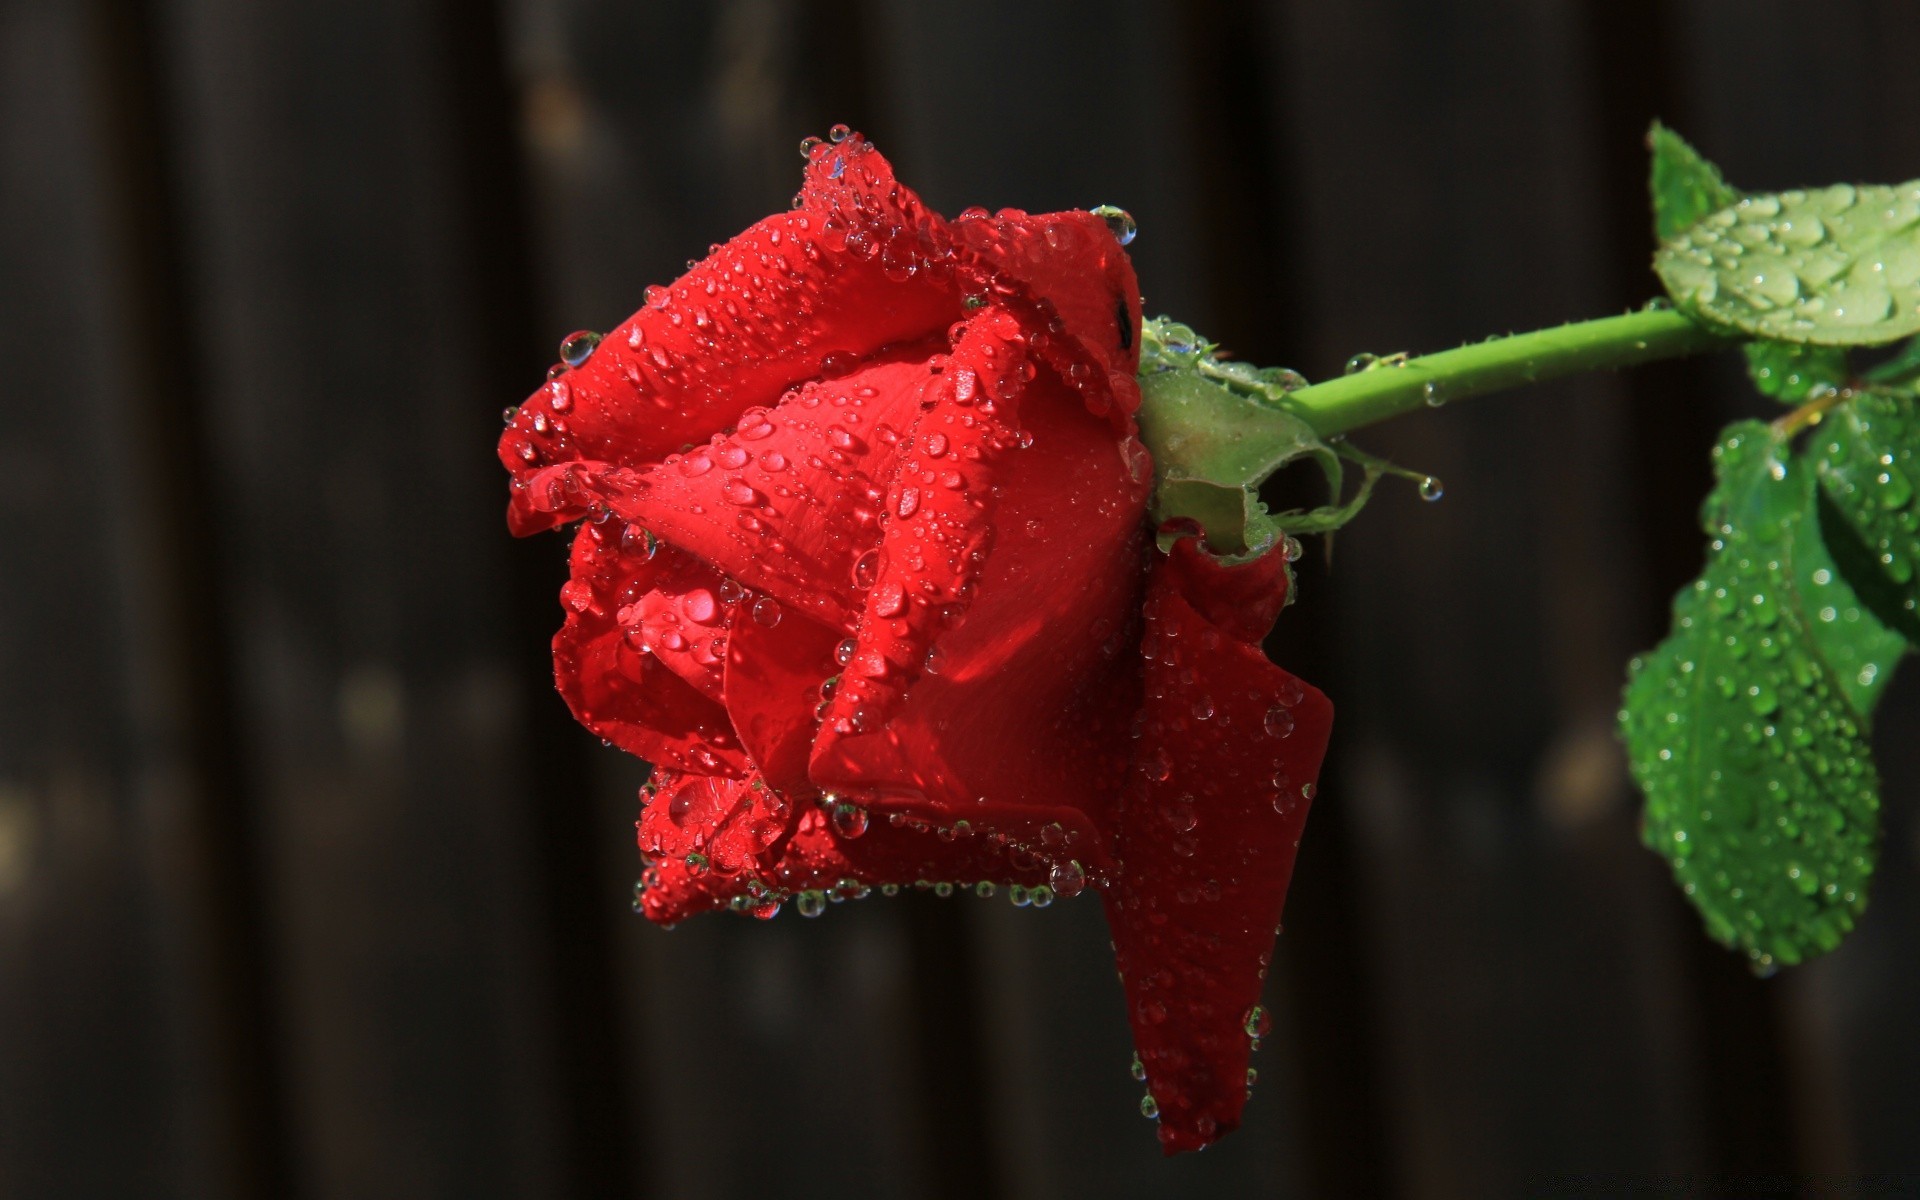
1102;534;1332;1155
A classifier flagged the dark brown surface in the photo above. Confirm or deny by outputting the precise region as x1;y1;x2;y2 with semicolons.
7;1;1920;1196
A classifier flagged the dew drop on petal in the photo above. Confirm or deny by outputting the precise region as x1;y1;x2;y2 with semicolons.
871;580;907;618
558;330;602;368
830;802;869;839
1049;859;1086;898
1091;204;1138;246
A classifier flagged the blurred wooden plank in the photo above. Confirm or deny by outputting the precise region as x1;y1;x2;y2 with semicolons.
145;0;573;1192
0;1;236;1195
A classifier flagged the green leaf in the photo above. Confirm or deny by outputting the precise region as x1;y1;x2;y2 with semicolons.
1621;421;1891;969
1811;386;1920;629
1657;182;1920;347
1862;335;1920;386
1744;341;1849;403
1649;122;1740;242
1137;317;1361;558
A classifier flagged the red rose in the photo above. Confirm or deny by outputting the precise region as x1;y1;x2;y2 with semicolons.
497;131;1332;1154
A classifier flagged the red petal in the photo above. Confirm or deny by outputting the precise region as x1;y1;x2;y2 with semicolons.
955;208;1142;380
629;573;731;704
635;770;795;922
553;524;748;776
721;607;842;800
759;808;1052;899
814;306;1029;740
1101;535;1332;1155
810;336;1152;866
499;136;965;532
634;773;1056;925
591;349;936;631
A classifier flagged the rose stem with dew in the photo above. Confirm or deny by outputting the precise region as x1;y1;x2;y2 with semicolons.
1268;306;1730;441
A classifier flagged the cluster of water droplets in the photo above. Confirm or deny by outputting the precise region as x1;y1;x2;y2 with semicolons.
1815;387;1920;611
1658;183;1920;342
1620;425;1881;970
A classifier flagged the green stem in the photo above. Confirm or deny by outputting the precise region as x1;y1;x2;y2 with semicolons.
1282;307;1731;438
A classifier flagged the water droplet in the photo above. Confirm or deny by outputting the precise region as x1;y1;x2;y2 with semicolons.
1130;1053;1146;1082
871;580;907;618
1422;380;1446;407
558;330;601;368
1344;352;1380;375
830;802;869;839
796;891;827;918
1140;1094;1159;1119
621;525;659;560
1049;859;1086;898
828;123;851;143
1419;476;1445;502
835;638;858;666
1243;1003;1272;1039
1091;204;1137;246
1264;707;1295;738
751;597;782;627
682;588;718;624
798;135;823;158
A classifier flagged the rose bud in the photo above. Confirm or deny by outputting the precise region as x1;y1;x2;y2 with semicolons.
497;131;1331;1154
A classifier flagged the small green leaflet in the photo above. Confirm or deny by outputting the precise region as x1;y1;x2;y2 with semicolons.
1649;125;1856;403
1621;421;1899;969
1813;386;1920;632
1656;182;1920;348
1649;121;1739;242
1745;342;1849;404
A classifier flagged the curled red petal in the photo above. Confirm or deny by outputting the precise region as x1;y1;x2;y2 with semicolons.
955;208;1142;380
1102;534;1331;1155
635;771;797;922
721;607;842;800
553;523;748;776
498;135;964;532
814;305;1028;740
591;349;937;630
759;808;1053;899
811;343;1152;867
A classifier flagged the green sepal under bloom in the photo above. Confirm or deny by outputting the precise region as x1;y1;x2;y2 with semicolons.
1135;317;1382;559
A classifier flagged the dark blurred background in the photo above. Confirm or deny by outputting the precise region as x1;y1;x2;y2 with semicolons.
8;0;1920;1196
